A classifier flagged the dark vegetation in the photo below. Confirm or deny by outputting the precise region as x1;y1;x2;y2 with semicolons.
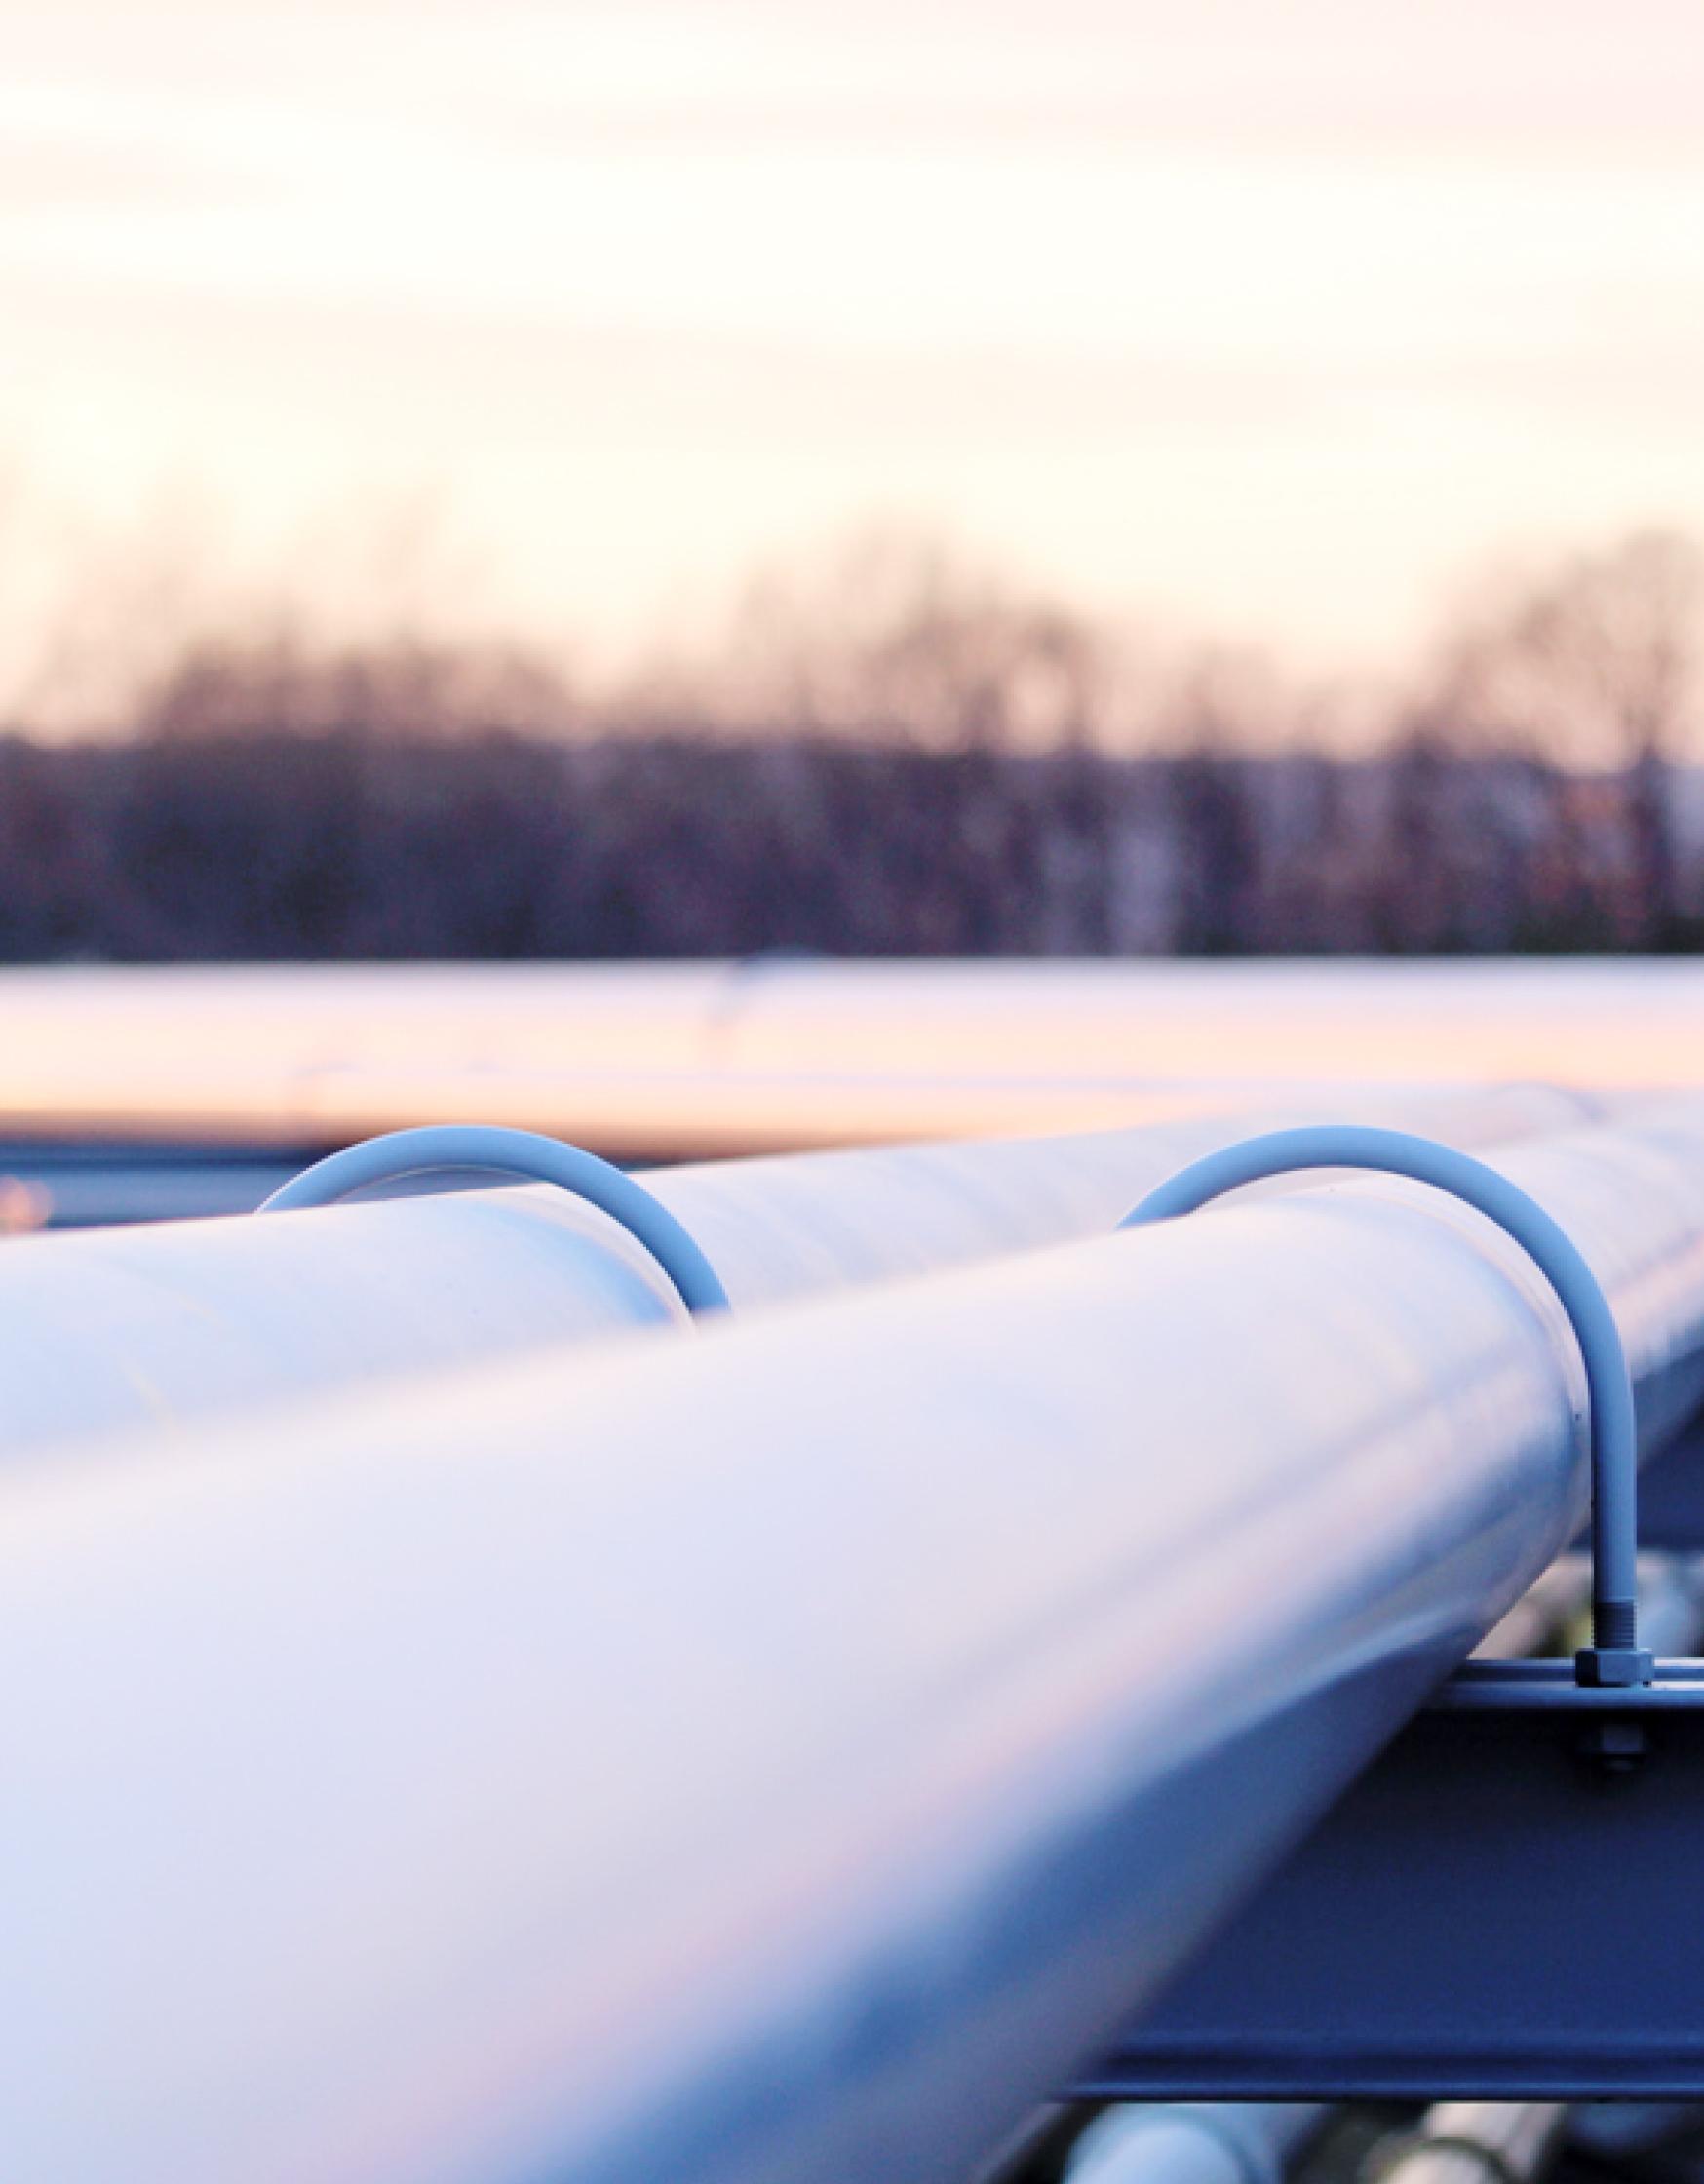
2;530;1700;960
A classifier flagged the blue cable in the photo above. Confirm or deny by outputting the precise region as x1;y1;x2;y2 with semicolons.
261;1123;730;1319
1121;1124;1650;1688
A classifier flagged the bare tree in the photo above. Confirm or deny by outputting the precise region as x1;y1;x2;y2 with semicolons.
703;527;1116;753
133;629;576;743
1432;529;1702;943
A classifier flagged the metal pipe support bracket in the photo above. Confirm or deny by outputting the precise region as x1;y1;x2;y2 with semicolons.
262;1123;731;1317
1121;1124;1653;1689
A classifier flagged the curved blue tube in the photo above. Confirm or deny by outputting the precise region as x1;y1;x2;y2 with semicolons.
1120;1123;1649;1686
261;1124;730;1318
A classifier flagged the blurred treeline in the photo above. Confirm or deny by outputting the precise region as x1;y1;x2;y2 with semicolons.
1;528;1700;959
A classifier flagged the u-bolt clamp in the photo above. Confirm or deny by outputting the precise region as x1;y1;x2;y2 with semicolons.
1120;1123;1652;1690
261;1123;730;1319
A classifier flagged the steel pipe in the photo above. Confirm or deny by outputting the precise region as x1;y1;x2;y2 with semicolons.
0;1087;1576;1456
1066;2104;1323;2184
8;1107;1704;2181
0;960;1690;1154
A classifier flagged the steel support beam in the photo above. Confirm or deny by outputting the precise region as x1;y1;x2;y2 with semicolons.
1084;1670;1704;2100
1085;1561;1704;2102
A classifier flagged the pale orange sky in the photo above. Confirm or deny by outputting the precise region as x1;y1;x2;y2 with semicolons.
4;0;1704;697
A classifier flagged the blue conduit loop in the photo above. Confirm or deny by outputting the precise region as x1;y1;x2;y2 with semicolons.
261;1123;731;1319
1120;1124;1652;1688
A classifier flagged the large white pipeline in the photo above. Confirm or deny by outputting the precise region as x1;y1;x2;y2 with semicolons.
0;960;1700;1149
6;1105;1704;2183
0;1084;1588;1455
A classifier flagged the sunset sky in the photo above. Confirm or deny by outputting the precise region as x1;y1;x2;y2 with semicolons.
5;0;1704;691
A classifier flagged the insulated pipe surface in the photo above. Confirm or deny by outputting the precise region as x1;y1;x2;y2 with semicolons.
0;1086;1579;1457
10;1106;1704;2184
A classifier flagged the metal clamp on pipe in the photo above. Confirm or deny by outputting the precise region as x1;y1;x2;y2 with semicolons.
263;1123;732;1318
1120;1124;1652;1689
